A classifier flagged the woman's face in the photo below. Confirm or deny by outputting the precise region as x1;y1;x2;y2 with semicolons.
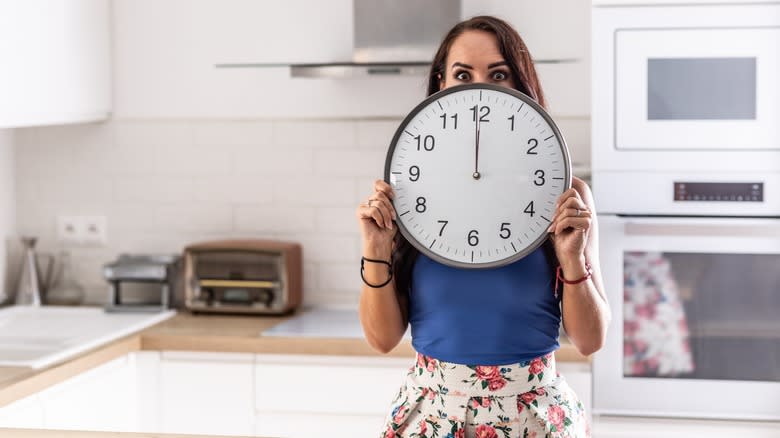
440;30;516;90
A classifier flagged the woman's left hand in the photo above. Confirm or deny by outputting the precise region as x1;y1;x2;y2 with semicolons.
546;187;592;265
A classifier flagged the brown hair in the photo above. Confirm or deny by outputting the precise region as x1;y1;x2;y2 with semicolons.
428;15;547;107
392;16;556;317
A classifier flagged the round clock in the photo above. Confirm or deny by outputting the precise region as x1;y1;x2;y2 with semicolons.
384;83;572;269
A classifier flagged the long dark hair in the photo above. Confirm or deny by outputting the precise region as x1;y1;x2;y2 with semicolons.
393;16;558;313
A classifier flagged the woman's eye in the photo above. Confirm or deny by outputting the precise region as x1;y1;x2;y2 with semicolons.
454;71;471;81
491;71;509;81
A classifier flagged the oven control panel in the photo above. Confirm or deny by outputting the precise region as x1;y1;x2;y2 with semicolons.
674;182;763;202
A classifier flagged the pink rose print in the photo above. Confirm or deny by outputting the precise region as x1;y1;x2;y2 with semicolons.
517;397;525;413
455;429;465;438
475;366;501;381
427;359;437;372
393;405;408;424
535;387;546;396
488;377;507;391
384;428;395;438
481;397;491;408
418;419;428;434
471;398;480;408
528;358;544;375
547;405;566;431
520;391;537;405
475;424;499;438
417;354;426;368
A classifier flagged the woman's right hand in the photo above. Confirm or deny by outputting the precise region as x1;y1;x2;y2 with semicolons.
356;179;397;255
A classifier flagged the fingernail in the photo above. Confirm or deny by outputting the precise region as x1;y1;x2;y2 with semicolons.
547;224;554;232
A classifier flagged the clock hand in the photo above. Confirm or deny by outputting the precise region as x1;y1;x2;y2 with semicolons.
473;111;481;180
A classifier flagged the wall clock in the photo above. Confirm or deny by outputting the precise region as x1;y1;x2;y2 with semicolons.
385;83;571;268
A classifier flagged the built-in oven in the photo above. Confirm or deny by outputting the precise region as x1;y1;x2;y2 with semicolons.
594;215;780;420
591;2;780;421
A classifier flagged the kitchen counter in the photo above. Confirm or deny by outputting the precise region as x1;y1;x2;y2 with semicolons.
0;309;587;437
0;429;239;438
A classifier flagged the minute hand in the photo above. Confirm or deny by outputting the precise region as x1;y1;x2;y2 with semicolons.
473;114;481;180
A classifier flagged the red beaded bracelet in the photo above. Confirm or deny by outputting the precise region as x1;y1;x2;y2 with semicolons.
554;262;592;298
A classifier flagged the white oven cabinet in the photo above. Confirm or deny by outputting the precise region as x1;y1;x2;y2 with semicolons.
0;0;111;129
253;354;412;438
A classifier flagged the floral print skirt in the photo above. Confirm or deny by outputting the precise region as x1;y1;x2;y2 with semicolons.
380;352;589;438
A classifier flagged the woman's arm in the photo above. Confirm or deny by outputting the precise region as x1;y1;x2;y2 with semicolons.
549;177;612;356
356;180;409;353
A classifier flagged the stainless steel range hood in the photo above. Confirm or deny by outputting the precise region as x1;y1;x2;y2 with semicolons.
294;0;460;77
216;0;460;78
215;0;578;77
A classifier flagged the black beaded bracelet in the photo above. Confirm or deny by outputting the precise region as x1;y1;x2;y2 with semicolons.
360;256;393;288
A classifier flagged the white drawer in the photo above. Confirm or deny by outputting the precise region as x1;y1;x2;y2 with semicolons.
254;354;412;416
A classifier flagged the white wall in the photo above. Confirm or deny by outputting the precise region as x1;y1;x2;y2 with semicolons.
12;1;592;307
0;129;15;303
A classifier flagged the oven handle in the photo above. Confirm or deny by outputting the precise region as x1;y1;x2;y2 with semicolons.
615;216;780;236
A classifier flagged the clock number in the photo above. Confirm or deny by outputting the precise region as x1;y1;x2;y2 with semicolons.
499;223;511;239
470;105;491;123
534;170;546;186
524;201;535;217
437;220;448;236
409;165;420;182
467;230;479;247
439;113;458;130
414;135;435;151
527;138;538;155
508;115;515;131
415;197;427;213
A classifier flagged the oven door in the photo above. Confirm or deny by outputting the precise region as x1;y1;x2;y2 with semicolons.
593;215;780;420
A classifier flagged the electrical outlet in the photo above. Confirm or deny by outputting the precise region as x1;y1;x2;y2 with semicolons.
56;215;107;246
56;216;81;244
81;216;107;245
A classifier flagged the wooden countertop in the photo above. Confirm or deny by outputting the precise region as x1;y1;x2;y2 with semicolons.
0;429;239;438
0;310;588;436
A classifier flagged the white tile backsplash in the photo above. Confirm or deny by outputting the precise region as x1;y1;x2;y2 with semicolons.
313;148;386;178
13;117;591;307
233;205;316;233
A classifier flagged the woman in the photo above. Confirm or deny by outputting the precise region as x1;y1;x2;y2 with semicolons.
356;16;610;438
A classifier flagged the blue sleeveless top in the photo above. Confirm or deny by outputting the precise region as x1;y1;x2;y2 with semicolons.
408;246;561;365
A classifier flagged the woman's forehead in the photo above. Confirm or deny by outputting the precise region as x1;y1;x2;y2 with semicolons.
446;30;505;67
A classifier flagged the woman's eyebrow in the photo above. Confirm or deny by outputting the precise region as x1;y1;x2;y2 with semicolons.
488;61;508;69
452;62;474;70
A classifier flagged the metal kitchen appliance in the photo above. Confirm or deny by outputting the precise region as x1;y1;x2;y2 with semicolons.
591;1;780;421
183;240;302;315
103;254;180;313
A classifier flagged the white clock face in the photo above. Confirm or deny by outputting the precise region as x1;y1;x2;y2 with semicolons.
385;84;571;269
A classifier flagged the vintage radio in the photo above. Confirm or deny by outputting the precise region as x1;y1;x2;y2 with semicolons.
183;240;302;315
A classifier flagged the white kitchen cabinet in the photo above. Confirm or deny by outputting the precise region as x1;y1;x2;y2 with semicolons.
254;354;411;438
39;355;138;432
159;351;255;437
0;0;111;129
0;394;44;429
